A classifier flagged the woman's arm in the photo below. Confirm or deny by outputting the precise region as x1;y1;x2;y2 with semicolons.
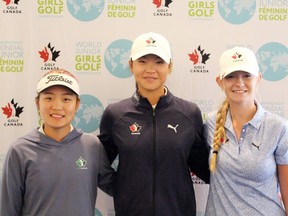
278;164;288;215
0;147;24;216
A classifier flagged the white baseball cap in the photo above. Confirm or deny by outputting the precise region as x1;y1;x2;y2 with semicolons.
130;32;172;63
219;46;259;79
37;69;80;95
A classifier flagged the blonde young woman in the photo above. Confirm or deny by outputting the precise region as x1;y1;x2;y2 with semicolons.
205;47;288;215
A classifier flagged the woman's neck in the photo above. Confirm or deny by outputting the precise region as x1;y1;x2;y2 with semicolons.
138;87;166;106
230;101;257;123
43;124;72;142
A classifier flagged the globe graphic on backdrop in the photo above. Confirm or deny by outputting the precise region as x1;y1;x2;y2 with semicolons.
256;42;288;82
104;39;133;78
72;94;104;133
67;0;105;21
218;0;256;24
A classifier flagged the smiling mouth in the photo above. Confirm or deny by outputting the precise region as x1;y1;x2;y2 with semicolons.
144;77;157;80
232;90;247;93
51;114;64;118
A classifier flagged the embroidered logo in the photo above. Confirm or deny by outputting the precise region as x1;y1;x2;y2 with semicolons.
130;122;141;135
167;124;178;133
231;52;244;64
252;142;260;150
76;157;88;169
146;37;156;45
232;52;242;59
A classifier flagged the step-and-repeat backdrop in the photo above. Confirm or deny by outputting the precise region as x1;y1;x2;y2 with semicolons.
0;1;287;215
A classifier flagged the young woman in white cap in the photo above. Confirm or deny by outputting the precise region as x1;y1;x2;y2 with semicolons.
0;69;115;216
98;32;210;216
205;47;288;215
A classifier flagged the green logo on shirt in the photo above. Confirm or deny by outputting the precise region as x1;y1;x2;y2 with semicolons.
76;157;88;169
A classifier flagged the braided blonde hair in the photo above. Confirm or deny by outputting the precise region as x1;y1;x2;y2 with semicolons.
210;98;229;172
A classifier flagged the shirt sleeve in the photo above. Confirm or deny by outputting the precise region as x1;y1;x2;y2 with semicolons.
275;121;288;165
204;111;217;148
97;140;116;197
188;106;210;184
98;105;119;164
0;146;24;216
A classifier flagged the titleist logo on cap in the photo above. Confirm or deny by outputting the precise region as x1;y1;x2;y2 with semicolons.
45;74;73;85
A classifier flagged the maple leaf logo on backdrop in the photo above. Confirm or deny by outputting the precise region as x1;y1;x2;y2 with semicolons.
2;103;12;118
3;0;20;5
39;43;60;62
188;49;199;65
2;99;24;119
3;0;11;5
188;45;210;65
153;0;173;8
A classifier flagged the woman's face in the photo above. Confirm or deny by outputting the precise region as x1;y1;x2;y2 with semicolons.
129;54;172;96
217;71;261;106
36;85;80;138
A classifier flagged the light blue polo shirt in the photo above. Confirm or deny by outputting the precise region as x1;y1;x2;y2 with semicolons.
205;101;288;216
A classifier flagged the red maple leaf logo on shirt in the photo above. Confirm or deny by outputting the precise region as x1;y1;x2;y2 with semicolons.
129;123;141;133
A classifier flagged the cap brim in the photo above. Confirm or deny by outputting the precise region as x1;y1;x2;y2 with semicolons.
221;65;259;79
131;49;170;64
36;73;80;95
